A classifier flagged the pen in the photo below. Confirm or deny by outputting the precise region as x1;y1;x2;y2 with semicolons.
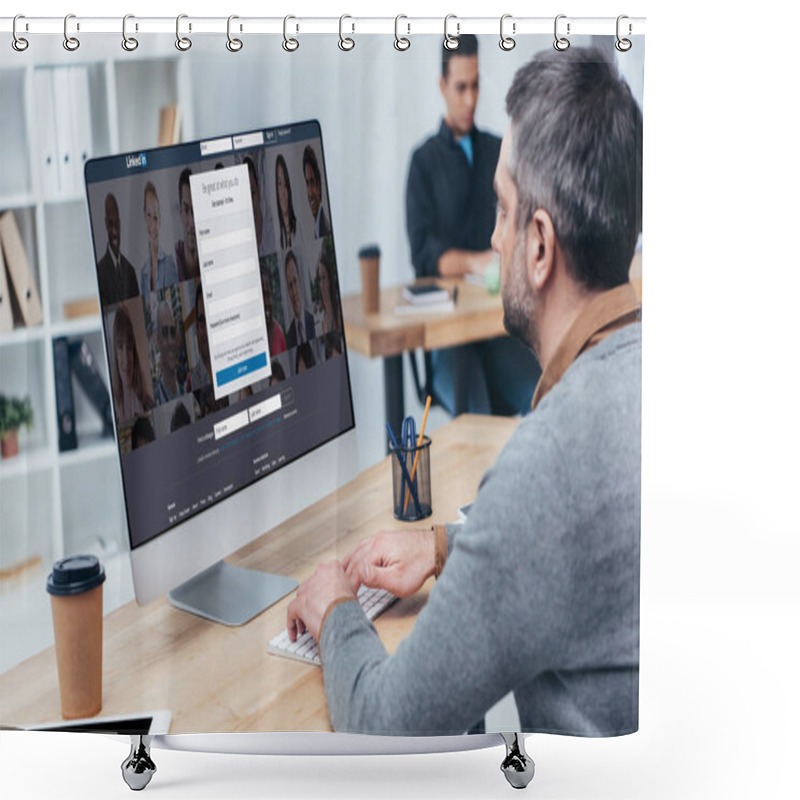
385;422;423;518
403;395;432;515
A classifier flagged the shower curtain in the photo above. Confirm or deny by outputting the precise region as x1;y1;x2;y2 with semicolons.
0;16;644;743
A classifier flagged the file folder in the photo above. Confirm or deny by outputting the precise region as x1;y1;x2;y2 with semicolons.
52;67;77;197
0;211;43;327
69;66;93;185
33;68;60;198
0;241;13;331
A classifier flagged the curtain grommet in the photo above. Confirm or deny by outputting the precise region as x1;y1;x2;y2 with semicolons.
554;14;570;51
615;15;632;52
226;15;243;52
12;14;29;52
444;14;460;51
63;13;80;51
339;14;355;51
499;14;516;51
394;14;410;51
283;15;299;52
122;14;139;52
176;14;192;51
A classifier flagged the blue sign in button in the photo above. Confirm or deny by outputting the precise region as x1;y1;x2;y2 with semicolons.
216;352;268;387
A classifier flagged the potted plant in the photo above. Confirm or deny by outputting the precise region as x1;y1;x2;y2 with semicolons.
0;394;34;459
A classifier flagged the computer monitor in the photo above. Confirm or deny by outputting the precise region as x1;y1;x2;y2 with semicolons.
84;121;356;625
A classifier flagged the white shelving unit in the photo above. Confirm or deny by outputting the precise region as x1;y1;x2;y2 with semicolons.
1;44;194;670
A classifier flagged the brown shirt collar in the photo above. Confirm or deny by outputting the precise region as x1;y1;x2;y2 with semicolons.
531;282;641;411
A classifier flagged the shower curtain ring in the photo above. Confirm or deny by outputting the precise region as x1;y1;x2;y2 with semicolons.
63;13;80;51
554;14;570;51
499;14;516;51
12;14;29;51
283;15;299;51
227;15;243;51
615;15;632;52
339;15;355;51
122;14;139;51
444;14;460;51
394;15;410;51
176;14;192;51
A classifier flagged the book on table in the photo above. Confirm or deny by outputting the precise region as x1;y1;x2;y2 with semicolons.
402;283;451;304
396;283;455;315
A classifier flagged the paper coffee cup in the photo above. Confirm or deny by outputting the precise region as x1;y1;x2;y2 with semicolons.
358;244;381;314
47;555;106;719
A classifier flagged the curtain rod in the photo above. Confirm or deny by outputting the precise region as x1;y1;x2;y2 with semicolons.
1;15;646;38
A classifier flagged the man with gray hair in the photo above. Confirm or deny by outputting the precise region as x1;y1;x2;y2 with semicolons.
288;47;643;740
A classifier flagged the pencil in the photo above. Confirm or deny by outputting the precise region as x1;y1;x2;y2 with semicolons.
386;422;422;518
403;394;433;515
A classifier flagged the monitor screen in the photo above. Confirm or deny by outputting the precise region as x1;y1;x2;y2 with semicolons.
85;121;354;557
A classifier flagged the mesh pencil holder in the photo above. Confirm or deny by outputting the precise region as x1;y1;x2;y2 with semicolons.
390;435;432;522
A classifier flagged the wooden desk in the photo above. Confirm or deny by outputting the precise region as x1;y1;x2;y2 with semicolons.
342;279;504;358
342;279;506;437
0;415;517;734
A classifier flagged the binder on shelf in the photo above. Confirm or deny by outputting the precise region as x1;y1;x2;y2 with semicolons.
33;68;60;198
0;211;43;327
69;66;94;186
68;339;114;436
53;337;78;452
0;243;13;332
52;67;78;197
157;104;182;147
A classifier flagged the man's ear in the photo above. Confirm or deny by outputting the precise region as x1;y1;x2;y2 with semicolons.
526;208;557;292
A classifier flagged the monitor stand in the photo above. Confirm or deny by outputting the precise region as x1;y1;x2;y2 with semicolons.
167;560;298;626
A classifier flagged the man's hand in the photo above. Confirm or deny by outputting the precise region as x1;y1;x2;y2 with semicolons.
467;250;496;278
437;248;495;278
286;561;356;643
342;529;436;598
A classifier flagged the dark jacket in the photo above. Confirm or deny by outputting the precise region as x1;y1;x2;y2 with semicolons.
406;120;501;278
285;310;316;350
97;246;139;307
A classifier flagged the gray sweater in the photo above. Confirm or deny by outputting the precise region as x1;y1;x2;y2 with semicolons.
321;322;641;737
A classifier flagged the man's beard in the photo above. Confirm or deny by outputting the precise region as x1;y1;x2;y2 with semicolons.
502;234;539;356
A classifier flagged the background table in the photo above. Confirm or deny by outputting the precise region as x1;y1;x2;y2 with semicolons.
342;279;506;439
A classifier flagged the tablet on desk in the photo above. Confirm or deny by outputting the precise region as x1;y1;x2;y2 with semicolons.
24;710;171;735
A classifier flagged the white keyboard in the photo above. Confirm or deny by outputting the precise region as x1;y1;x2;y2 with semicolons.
268;585;398;666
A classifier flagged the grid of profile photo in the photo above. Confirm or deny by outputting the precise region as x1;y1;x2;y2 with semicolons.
88;138;343;457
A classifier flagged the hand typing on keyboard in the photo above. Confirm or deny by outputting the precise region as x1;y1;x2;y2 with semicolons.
271;529;436;667
286;560;355;643
269;584;398;666
341;528;438;598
